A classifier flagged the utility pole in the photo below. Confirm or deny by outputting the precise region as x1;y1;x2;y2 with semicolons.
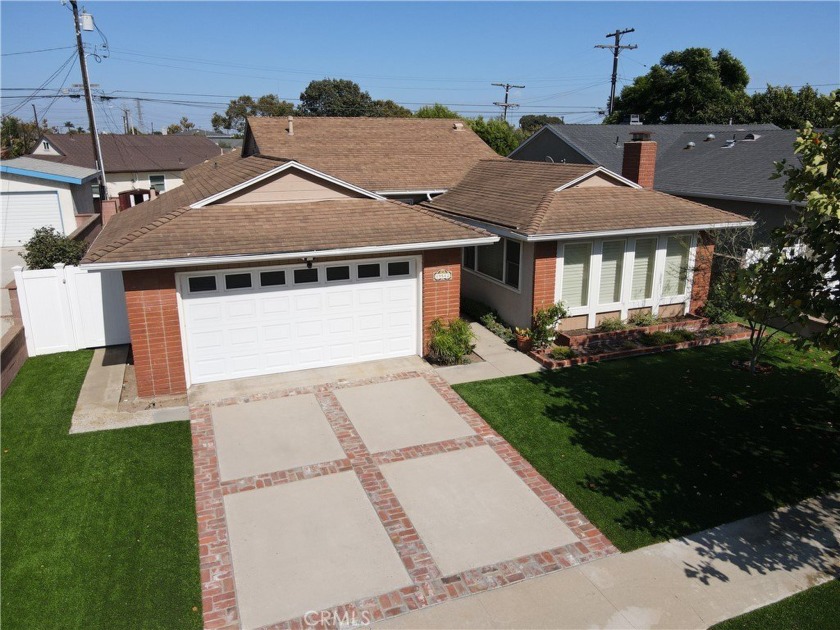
32;104;40;129
595;27;637;117
69;0;108;198
492;82;525;122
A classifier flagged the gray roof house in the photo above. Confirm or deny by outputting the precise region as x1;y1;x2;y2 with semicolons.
510;124;796;241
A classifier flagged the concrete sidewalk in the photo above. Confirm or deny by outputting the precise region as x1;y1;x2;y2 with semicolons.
437;323;543;385
376;493;840;629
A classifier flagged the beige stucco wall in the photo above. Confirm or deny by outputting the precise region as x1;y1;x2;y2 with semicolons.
658;304;685;319
558;315;588;332
0;172;85;235
219;170;363;205
570;172;623;188
105;171;185;198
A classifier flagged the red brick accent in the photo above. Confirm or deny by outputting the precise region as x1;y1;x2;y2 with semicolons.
532;241;558;316
98;199;120;226
421;248;461;352
690;231;715;314
621;140;657;189
123;269;187;398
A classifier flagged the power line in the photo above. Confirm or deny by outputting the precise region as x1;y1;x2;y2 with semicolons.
491;83;525;122
595;27;637;116
2;46;76;57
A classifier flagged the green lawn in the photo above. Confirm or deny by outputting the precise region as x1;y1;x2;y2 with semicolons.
711;579;840;629
1;351;202;630
454;339;840;551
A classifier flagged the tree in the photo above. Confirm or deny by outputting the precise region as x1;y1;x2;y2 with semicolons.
179;116;195;130
605;48;752;124
211;94;295;133
467;117;523;156
751;85;834;129
166;123;183;135
22;227;87;270
297;79;373;117
1;115;40;157
415;103;461;119
519;115;563;137
370;99;412;117
771;91;840;361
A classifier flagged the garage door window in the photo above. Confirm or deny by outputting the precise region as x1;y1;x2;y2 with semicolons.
326;265;351;282
388;261;410;276
225;273;252;290
357;263;380;279
294;268;319;284
259;270;286;287
188;276;217;293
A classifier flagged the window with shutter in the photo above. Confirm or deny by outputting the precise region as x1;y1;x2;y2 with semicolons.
631;238;657;300
599;240;625;304
562;243;591;308
663;235;690;296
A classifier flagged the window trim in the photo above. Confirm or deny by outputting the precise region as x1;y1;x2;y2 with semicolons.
223;272;253;292
149;173;166;193
462;237;522;294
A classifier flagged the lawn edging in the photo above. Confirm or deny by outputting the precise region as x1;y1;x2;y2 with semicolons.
557;314;717;348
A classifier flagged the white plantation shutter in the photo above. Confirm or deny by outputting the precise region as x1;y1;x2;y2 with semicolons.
562;243;591;308
631;238;657;300
663;235;690;296
599;240;625;304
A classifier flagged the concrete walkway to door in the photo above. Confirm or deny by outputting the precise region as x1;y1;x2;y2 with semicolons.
376;492;840;629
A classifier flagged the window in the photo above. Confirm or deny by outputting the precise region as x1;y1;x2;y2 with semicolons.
476;240;504;281
599;240;625;304
387;261;410;276
631;238;657;300
326;265;350;282
357;263;380;279
663;235;691;296
505;240;520;289
463;247;476;271
260;270;285;287
188;276;216;293
562;243;591;308
149;174;166;193
225;273;252;290
294;268;319;284
42;141;50;150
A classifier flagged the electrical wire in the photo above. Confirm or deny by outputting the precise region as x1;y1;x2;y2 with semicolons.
2;46;76;57
3;51;78;117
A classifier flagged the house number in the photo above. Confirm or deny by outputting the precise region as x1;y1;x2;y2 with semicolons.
433;269;453;281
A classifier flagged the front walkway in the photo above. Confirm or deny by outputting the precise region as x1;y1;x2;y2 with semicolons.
377;492;840;629
188;358;617;629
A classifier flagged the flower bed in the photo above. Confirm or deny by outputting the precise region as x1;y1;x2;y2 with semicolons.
531;323;752;369
556;314;722;348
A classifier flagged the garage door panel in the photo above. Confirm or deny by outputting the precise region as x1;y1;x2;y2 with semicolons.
226;299;257;319
1;192;64;247
326;291;353;309
327;317;353;335
357;287;384;305
261;295;291;315
294;293;323;311
263;323;292;343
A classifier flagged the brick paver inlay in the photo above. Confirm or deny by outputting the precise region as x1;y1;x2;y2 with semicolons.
190;371;619;629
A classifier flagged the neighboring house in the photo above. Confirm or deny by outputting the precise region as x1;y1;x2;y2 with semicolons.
510;123;794;242
241;116;501;203
0;157;99;246
81;153;496;398
28;133;222;200
173;128;244;149
425;136;753;331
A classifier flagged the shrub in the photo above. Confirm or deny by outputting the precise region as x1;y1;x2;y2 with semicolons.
549;345;576;360
22;227;87;270
597;316;627;332
461;298;496;322
531;301;568;349
480;312;515;343
628;311;660;327
427;318;476;365
639;329;697;346
705;325;726;337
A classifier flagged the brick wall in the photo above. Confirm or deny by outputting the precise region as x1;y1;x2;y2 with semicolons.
532;241;557;316
123;269;187;398
421;248;461;353
621;141;657;189
690;231;715;314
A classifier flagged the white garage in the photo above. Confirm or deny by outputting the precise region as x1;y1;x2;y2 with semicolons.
1;191;64;247
179;256;420;384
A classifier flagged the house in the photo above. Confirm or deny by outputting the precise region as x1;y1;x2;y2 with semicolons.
509;123;793;242
425;134;753;331
81;153;496;398
172;128;244;149
241;116;501;203
0;157;99;246
28;133;222;200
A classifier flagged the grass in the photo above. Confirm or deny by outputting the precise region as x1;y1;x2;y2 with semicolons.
454;338;840;551
1;351;202;630
711;579;840;629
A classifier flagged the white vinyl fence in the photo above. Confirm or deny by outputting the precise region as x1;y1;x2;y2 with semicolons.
12;263;130;356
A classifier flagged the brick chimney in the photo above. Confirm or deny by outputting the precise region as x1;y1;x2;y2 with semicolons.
621;131;657;189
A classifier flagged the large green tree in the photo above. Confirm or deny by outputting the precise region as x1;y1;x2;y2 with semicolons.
297;79;374;117
605;48;751;124
751;85;834;129
467;117;523;156
1;115;41;157
414;103;461;119
369;99;413;117
211;94;295;133
519;114;563;137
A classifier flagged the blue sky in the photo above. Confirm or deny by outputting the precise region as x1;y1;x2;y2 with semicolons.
2;1;838;132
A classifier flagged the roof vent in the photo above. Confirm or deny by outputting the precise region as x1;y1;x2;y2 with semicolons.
287;116;294;136
452;122;464;131
629;130;652;142
685;141;696;149
722;138;736;149
744;132;760;141
705;133;716;141
629;114;642;125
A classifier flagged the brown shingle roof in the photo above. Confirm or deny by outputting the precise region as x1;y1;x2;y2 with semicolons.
31;133;221;173
181;149;244;181
246;117;501;192
84;199;492;265
427;159;750;236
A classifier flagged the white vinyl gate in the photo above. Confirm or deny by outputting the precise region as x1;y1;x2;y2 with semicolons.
179;257;419;385
13;264;130;355
1;191;64;246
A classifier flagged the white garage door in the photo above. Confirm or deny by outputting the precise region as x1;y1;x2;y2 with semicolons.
180;257;419;384
1;191;64;247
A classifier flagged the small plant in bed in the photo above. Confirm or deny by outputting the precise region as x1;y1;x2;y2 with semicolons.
597;316;627;332
531;301;568;348
628;311;660;327
549;345;577;360
480;312;515;343
428;317;476;365
639;329;696;346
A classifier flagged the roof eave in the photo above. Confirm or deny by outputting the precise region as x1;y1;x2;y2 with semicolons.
523;221;757;241
657;188;801;207
0;165;96;185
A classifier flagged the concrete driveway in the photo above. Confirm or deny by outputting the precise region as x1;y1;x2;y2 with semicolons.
189;360;616;629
